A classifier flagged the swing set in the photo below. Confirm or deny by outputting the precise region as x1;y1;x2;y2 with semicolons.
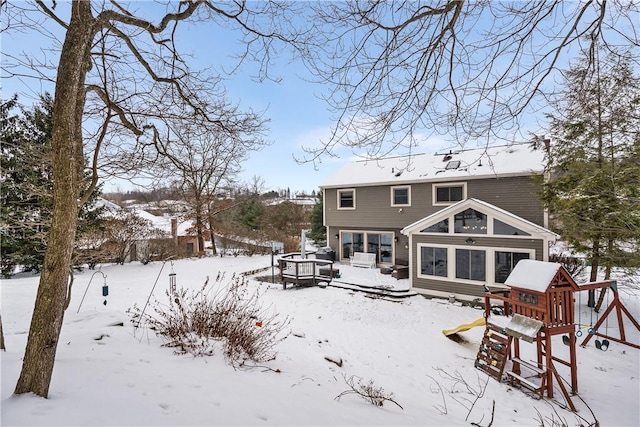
571;280;640;351
562;288;606;349
479;260;640;412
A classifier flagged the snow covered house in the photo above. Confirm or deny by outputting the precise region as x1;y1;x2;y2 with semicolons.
87;200;199;262
320;143;559;299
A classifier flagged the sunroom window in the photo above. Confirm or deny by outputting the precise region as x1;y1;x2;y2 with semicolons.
420;246;448;277
494;219;531;236
495;251;530;283
454;208;487;234
456;249;486;281
420;219;449;233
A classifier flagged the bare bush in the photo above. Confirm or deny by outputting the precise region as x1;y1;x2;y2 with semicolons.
431;367;489;422
128;274;290;367
335;374;403;410
549;254;586;278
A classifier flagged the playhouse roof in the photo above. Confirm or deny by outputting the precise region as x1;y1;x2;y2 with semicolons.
321;143;544;188
505;259;565;292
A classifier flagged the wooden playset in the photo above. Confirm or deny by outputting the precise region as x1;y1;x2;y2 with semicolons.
474;260;640;411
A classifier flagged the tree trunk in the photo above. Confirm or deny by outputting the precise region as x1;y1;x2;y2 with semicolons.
207;202;217;256
14;1;94;398
594;239;614;313
0;312;6;351
195;212;205;256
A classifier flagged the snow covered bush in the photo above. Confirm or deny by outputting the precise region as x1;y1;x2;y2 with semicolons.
128;273;290;366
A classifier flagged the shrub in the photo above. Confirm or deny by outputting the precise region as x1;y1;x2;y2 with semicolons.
129;273;290;366
335;375;403;409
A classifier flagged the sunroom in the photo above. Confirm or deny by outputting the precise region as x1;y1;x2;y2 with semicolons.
401;198;559;300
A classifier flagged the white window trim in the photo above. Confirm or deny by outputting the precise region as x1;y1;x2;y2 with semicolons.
416;243;450;279
416;243;535;286
337;188;356;210
391;185;411;207
432;182;467;206
339;230;395;262
418;210;542;240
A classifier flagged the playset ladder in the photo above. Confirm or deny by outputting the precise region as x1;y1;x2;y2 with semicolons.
475;322;512;381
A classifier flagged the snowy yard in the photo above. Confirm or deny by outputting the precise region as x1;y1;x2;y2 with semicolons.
1;255;639;426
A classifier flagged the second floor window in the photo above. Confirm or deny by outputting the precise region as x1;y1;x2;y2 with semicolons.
338;189;355;209
391;186;411;206
435;185;464;203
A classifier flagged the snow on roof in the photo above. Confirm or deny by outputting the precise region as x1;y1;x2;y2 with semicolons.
130;209;194;236
95;198;123;212
321;143;545;188
505;259;563;292
264;197;317;207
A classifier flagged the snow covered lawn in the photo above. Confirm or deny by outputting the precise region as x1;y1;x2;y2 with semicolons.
2;256;639;426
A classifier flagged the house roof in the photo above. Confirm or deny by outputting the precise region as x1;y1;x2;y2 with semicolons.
401;198;559;239
321;143;545;188
128;209;194;236
264;197;317;207
95;198;123;212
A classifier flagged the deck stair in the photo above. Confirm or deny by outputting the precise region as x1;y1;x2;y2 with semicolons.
329;280;417;299
475;322;512;381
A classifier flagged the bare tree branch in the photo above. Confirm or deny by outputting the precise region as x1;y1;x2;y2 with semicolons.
300;0;639;163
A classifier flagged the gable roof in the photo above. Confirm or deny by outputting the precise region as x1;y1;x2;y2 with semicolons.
504;259;577;292
321;143;545;188
401;198;559;239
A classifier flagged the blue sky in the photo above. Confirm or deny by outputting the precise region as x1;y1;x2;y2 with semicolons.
7;2;616;195
1;2;461;195
1;4;356;194
171;19;349;194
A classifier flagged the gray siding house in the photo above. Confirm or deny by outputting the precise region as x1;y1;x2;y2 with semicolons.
320;143;558;299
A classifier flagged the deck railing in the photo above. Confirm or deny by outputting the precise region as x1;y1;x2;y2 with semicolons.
278;252;335;288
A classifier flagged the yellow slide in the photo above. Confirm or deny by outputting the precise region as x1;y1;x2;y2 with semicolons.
442;318;486;336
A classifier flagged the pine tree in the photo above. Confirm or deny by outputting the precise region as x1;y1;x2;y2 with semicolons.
306;190;326;244
542;46;640;285
0;94;104;277
1;95;55;277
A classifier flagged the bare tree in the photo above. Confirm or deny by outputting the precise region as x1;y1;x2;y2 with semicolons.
152;119;268;256
103;210;160;265
2;0;302;398
301;1;639;162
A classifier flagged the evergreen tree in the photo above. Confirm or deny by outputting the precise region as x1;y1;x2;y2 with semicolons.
306;190;325;244
235;196;264;233
541;46;640;286
1;95;55;276
0;95;104;277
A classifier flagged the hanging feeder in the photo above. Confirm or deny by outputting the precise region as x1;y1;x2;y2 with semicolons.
77;270;108;313
169;273;177;294
102;280;109;305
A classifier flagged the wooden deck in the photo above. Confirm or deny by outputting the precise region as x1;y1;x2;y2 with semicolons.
278;253;336;289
